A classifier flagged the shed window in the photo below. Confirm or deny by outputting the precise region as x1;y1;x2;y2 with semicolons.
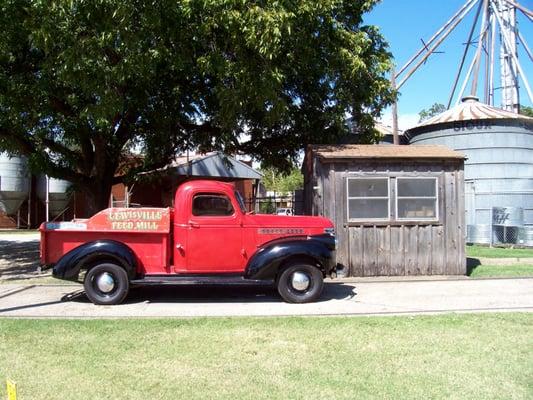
347;178;390;221
396;178;438;220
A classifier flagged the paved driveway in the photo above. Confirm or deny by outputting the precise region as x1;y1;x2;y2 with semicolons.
1;278;532;318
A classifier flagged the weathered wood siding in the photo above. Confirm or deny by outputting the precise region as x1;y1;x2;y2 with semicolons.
309;159;465;276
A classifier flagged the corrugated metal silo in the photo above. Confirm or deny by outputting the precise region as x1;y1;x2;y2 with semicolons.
405;97;533;244
0;152;30;215
36;175;72;218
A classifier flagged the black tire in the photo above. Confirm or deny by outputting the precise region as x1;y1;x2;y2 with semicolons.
84;262;129;305
277;262;323;303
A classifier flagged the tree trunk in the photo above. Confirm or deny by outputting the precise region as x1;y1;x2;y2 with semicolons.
78;136;120;217
80;178;114;217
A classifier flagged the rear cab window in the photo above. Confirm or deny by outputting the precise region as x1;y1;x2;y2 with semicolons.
192;193;234;217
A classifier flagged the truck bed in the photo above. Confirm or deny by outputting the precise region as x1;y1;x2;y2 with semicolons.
40;208;172;274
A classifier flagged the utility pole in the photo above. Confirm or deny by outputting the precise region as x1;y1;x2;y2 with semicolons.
391;69;399;145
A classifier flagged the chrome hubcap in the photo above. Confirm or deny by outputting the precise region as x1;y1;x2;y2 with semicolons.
291;271;310;291
96;272;115;293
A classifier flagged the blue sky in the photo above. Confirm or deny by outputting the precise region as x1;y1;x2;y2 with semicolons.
363;0;533;129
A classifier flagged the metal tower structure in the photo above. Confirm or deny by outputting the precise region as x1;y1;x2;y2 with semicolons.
393;0;532;113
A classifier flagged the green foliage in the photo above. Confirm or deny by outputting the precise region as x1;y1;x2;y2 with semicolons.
520;105;533;118
260;167;303;193
0;0;394;212
418;102;447;122
259;199;276;214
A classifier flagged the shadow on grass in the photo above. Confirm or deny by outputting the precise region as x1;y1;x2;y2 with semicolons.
66;282;358;305
466;257;481;276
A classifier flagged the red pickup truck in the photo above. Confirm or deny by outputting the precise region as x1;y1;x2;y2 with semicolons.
40;180;336;305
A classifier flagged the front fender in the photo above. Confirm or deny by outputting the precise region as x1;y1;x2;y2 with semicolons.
244;234;336;280
52;240;138;282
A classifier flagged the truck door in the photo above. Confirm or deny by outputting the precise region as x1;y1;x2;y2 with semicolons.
184;192;244;273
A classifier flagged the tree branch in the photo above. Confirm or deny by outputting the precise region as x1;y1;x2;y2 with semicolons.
0;128;35;155
104;47;123;66
78;129;95;175
39;137;81;161
115;110;137;144
43;161;86;186
177;121;222;136
49;96;76;118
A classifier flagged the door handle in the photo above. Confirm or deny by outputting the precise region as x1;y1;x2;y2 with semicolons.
189;221;200;228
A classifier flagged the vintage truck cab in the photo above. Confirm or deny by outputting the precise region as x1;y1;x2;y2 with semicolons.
40;180;336;305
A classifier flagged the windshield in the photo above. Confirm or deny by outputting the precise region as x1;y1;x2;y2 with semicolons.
234;190;248;213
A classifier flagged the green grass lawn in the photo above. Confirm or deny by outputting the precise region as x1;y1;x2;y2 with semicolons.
468;264;533;278
1;314;531;400
466;245;533;258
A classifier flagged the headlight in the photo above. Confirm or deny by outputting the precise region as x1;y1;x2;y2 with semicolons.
324;227;335;235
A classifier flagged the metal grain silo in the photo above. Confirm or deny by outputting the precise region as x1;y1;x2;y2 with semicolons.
405;97;533;244
36;175;72;219
0;152;30;215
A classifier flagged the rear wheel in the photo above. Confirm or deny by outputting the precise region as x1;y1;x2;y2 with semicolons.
277;262;323;303
84;262;129;305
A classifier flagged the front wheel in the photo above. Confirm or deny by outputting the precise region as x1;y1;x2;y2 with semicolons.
84;262;129;305
277;263;323;303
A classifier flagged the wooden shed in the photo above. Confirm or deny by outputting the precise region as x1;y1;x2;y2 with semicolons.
303;144;466;277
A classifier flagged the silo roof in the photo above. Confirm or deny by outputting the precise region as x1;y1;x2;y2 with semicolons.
311;144;465;160
415;96;533;128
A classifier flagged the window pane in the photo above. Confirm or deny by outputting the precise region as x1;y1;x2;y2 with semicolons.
348;199;389;219
348;178;388;197
397;178;436;197
397;199;437;219
192;194;234;216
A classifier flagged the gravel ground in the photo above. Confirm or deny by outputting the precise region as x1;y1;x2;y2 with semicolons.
0;278;532;318
0;232;51;283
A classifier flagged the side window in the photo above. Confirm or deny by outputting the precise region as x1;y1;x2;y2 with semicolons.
346;176;440;224
347;177;390;221
396;178;438;220
192;193;234;217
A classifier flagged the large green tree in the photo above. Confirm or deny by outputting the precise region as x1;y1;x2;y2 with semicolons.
0;0;394;214
260;166;303;193
520;105;533;118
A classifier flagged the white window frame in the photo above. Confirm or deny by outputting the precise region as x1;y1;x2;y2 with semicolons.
346;177;390;222
395;177;439;222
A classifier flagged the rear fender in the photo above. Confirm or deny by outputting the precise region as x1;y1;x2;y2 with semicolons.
244;235;335;280
52;240;138;282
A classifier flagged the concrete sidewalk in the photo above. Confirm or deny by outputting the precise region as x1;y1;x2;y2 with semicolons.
0;278;531;318
474;257;533;265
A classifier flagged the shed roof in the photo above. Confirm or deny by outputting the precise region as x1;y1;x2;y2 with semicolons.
310;144;465;160
414;96;533;129
142;151;262;180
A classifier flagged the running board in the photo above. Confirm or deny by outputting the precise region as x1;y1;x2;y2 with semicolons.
131;275;273;287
